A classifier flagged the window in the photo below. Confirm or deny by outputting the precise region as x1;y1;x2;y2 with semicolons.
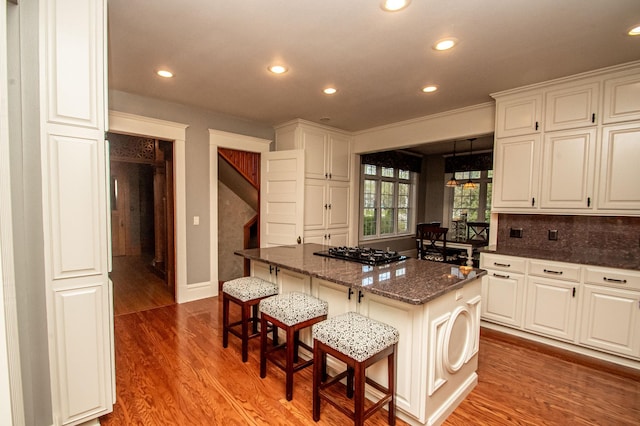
450;170;492;222
361;164;416;239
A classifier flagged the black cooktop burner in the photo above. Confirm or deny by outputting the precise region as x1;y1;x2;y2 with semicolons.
314;246;407;265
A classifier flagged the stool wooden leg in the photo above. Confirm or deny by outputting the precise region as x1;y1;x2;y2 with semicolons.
272;322;279;346
354;361;366;426
285;325;295;400
260;315;268;378
252;304;259;334
388;345;396;425
346;366;354;399
222;295;229;348
241;302;251;362
293;330;300;363
312;341;322;421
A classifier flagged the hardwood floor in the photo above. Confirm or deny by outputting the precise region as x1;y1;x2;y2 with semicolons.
110;255;175;316
100;296;640;425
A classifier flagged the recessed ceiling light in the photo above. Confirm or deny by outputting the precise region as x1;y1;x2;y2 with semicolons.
323;87;337;95
422;85;438;93
628;25;640;36
157;70;174;78
381;0;411;12
268;65;288;74
433;38;458;51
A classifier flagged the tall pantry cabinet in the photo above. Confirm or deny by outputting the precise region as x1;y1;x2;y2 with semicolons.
275;120;352;247
39;0;114;424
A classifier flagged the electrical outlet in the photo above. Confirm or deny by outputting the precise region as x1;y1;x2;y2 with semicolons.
509;228;523;238
548;229;558;241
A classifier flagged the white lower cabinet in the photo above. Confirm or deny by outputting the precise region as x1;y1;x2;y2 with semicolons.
480;254;526;327
580;285;640;358
250;260;310;293
480;253;640;365
579;267;640;359
524;276;578;342
523;260;581;342
481;272;525;327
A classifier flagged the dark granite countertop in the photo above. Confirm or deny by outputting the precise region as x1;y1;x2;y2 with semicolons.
481;246;640;271
234;243;486;305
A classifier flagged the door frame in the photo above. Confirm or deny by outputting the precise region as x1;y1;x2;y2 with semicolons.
108;111;195;302
209;129;271;296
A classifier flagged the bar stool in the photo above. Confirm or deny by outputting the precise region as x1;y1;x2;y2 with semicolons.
259;292;328;401
222;276;279;362
312;312;399;426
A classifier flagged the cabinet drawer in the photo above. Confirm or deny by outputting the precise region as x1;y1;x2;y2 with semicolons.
585;267;640;291
528;260;581;282
480;253;526;274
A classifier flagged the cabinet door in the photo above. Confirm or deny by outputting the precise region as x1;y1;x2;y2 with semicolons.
251;260;274;282
603;73;640;124
492;134;541;209
312;278;356;319
544;82;599;131
580;284;640;359
303;231;328;245
277;267;310;294
495;93;542;137
481;271;525;327
540;129;596;209
359;292;424;419
328;133;351;181
304;180;327;230
524;276;578;342
301;128;328;180
598;123;640;210
327;181;349;229
327;228;349;247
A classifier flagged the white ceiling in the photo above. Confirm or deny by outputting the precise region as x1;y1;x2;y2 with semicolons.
108;0;640;134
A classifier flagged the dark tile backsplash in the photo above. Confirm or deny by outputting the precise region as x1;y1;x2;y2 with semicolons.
497;214;640;262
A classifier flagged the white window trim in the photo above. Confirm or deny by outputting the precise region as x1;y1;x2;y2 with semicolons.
443;170;492;228
359;164;417;241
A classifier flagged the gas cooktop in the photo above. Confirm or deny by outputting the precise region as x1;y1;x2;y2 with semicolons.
314;246;407;266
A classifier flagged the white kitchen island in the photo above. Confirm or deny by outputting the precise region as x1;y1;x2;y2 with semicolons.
235;244;486;426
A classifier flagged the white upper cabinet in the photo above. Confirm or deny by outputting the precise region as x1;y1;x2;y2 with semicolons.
603;72;640;124
492;62;640;216
492;134;541;209
327;133;351;181
544;82;599;132
300;127;329;180
276;120;351;182
495;93;542;137
598;122;640;211
540;128;596;210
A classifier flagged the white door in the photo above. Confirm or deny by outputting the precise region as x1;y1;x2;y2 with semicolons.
260;150;304;247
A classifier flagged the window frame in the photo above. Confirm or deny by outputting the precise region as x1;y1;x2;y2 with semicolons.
359;163;417;241
444;169;492;227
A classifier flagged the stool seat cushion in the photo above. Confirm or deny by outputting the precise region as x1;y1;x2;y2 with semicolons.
312;312;399;362
260;292;328;326
222;277;278;302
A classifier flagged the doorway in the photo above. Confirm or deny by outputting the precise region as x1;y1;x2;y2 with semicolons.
108;132;175;315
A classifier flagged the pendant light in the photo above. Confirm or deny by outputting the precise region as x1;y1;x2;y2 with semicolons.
445;140;459;187
462;138;478;189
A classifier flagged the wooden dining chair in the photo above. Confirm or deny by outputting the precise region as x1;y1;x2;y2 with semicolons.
467;222;490;241
415;224;460;263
